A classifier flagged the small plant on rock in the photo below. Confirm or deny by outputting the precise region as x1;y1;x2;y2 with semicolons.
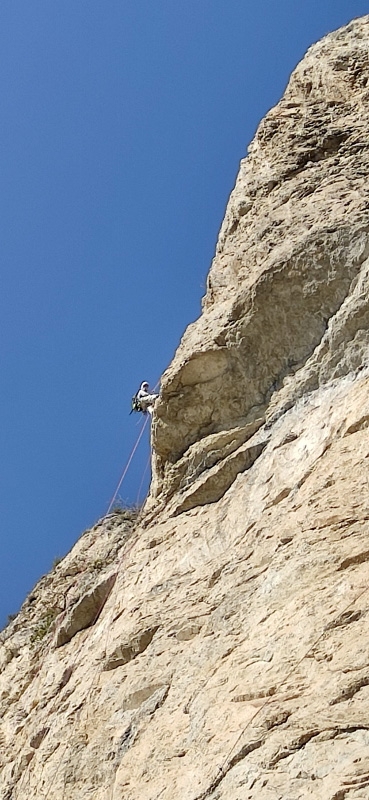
30;608;59;645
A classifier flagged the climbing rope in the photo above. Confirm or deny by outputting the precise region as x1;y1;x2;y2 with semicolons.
136;450;152;507
17;388;157;798
28;382;369;798
106;377;159;514
106;413;150;515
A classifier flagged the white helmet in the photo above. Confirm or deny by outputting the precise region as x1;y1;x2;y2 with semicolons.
141;381;149;390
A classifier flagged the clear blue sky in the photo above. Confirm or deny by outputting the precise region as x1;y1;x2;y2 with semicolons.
0;0;367;628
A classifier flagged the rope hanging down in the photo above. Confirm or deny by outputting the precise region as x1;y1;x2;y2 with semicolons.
136;450;152;506
106;413;150;515
38;384;158;797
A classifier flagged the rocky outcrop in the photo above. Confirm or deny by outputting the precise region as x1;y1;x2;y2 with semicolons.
55;571;117;647
2;16;369;800
150;14;369;517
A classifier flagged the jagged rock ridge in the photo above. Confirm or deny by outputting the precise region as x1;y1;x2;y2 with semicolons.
2;16;369;800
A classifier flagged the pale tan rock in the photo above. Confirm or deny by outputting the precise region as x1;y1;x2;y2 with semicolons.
150;14;369;512
2;16;369;800
55;571;117;647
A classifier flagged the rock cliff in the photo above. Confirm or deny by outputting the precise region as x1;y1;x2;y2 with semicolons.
2;16;369;800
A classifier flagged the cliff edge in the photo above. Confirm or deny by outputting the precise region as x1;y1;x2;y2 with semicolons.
2;16;369;800
150;14;369;520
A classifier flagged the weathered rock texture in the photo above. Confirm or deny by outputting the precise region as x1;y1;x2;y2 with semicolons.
150;13;369;518
2;16;369;800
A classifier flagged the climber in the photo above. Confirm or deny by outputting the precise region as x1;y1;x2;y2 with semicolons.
131;381;158;415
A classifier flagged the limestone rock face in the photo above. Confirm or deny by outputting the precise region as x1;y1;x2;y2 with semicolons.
150;14;369;516
2;16;369;800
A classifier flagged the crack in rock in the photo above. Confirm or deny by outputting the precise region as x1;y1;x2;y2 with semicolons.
192;738;264;800
55;573;117;647
104;626;159;670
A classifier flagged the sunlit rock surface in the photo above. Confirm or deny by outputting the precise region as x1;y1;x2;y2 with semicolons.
151;14;369;517
2;17;369;800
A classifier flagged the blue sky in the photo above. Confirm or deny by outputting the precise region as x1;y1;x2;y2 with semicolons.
0;0;367;627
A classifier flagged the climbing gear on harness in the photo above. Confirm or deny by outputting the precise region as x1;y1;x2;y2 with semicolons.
130;381;158;415
130;393;144;414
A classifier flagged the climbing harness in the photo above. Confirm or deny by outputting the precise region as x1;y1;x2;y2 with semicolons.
130;380;158;415
36;384;160;799
130;393;144;414
110;378;160;508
